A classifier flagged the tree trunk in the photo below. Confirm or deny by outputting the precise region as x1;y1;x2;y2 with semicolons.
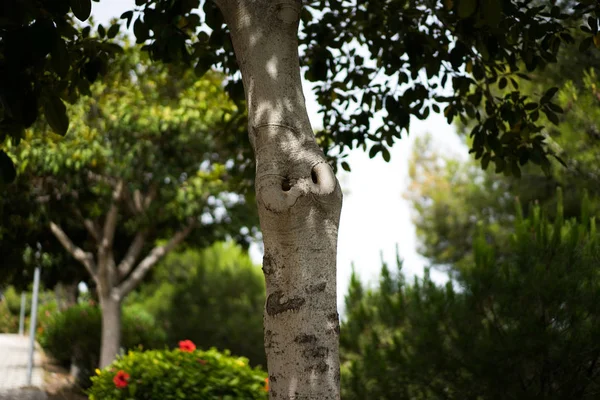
99;292;122;368
215;1;343;398
65;281;79;307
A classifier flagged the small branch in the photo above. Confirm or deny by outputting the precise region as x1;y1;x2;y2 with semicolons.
117;221;195;297
73;206;101;242
117;230;148;278
49;222;96;277
123;184;158;215
99;180;124;254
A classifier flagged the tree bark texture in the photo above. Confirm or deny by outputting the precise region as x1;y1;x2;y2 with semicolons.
99;292;122;368
215;1;343;398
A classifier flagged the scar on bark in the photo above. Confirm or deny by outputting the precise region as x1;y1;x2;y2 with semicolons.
266;291;305;316
328;312;340;335
303;346;328;359
305;282;326;294
294;334;317;344
305;360;329;373
262;254;276;275
265;329;274;349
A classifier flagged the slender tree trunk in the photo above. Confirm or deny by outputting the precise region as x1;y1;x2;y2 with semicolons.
99;292;122;368
215;1;343;398
65;281;79;307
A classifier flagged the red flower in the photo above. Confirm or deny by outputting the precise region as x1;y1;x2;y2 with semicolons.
264;377;269;392
179;340;196;352
113;370;130;389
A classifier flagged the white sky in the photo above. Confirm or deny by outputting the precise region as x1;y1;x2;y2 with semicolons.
91;1;467;309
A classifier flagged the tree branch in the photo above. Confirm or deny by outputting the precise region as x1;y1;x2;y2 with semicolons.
49;222;96;277
117;230;148;278
123;184;158;215
117;221;195;297
99;180;124;255
72;206;101;241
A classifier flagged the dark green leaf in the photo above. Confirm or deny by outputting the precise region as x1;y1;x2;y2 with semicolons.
44;95;69;136
120;11;134;28
98;24;105;38
541;87;559;103
51;38;69;78
133;18;150;43
481;153;491;170
524;102;538;111
547;103;563;113
579;37;593;52
0;150;17;186
368;145;381;159
498;77;507;89
70;0;92;22
341;162;351;172
544;109;560;126
494;157;505;173
482;0;502;27
107;24;120;39
458;0;477;19
511;161;521;178
381;147;391;162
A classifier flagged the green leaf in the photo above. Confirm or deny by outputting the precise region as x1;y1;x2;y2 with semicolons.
120;11;134;28
341;161;351;172
481;153;491;170
107;24;120;39
44;95;69;136
458;0;477;19
544;109;560;126
70;0;92;21
98;24;105;38
541;87;559;103
381;147;391;162
524;102;538;111
498;77;507;89
510;161;521;178
133;18;150;43
368;145;381;159
0;150;17;186
579;37;593;53
482;0;502;27
547;102;563;113
51;38;69;78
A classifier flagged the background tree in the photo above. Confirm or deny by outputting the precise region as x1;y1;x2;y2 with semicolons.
341;192;600;399
8;48;256;368
406;64;600;268
129;241;267;367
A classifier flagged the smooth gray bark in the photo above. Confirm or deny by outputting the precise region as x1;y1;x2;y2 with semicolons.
99;292;121;368
215;1;343;398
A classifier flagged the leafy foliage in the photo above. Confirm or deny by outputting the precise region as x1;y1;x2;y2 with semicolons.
129;242;267;367
39;302;167;387
87;346;268;400
2;0;600;180
406;63;600;267
0;0;125;181
341;192;600;399
2;46;256;297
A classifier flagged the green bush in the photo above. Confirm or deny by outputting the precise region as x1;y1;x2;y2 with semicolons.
88;344;268;400
131;242;267;367
0;300;18;333
39;302;167;387
0;289;58;334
